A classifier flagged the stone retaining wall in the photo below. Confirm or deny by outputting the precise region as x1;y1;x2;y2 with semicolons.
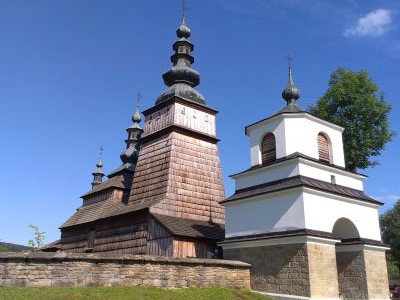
0;252;250;288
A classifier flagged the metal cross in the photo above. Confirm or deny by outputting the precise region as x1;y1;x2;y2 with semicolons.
181;0;187;18
136;91;142;108
99;145;104;159
285;54;293;68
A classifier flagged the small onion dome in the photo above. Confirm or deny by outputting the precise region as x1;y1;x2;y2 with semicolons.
95;158;103;170
132;106;141;123
177;17;191;38
282;67;301;105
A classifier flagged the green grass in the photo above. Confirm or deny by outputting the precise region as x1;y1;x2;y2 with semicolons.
0;286;271;300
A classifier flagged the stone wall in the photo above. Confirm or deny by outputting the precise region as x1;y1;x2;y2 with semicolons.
336;250;368;299
0;252;250;288
307;243;339;298
364;249;390;299
224;243;311;297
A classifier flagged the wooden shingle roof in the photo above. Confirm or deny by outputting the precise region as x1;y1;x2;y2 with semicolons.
152;213;224;240
60;198;128;228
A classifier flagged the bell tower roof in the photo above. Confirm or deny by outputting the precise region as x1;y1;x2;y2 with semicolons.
279;56;304;113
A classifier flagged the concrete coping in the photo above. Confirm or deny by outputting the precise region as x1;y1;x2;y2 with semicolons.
0;252;251;268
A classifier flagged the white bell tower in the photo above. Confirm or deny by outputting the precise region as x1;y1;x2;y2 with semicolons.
219;64;390;299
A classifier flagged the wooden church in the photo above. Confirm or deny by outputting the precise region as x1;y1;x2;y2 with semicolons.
58;17;225;258
219;66;390;299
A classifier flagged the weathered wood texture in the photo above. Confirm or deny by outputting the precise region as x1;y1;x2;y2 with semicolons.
129;131;225;224
60;213;148;254
144;102;216;137
318;133;330;163
172;239;214;258
147;217;173;256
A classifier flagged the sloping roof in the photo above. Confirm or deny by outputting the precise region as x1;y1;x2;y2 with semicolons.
231;152;365;177
222;175;382;205
81;173;133;198
151;213;225;240
60;198;128;228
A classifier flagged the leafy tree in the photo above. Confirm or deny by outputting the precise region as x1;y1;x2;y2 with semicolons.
308;67;394;171
27;224;46;252
380;200;400;278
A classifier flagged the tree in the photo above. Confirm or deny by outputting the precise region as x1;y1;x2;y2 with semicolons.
27;224;46;252
308;67;394;171
380;200;400;278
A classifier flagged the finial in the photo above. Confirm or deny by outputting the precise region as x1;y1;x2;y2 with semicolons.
181;0;186;19
177;3;191;39
282;54;301;105
133;92;142;123
285;54;292;69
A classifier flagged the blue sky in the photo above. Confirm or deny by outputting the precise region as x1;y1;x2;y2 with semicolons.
0;0;399;246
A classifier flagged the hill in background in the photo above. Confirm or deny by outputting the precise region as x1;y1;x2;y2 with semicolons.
0;242;30;252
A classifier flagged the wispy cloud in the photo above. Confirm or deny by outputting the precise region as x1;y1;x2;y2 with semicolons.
344;8;393;37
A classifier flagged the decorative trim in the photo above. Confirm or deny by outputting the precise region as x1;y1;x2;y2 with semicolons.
245;110;344;136
230;153;366;179
143;96;218;116
219;228;340;249
140;124;219;144
335;243;390;252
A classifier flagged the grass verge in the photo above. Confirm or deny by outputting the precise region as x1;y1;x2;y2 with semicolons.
0;286;271;300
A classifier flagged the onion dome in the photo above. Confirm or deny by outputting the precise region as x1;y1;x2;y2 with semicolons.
120;105;143;164
91;158;104;189
156;17;205;105
282;66;301;106
177;17;191;38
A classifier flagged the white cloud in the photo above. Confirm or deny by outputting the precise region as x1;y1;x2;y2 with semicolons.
345;8;393;37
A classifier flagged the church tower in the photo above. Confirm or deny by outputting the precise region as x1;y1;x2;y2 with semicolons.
128;17;225;225
219;64;390;299
59;17;225;258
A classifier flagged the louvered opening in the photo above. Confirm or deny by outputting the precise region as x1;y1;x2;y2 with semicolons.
318;133;330;164
261;133;276;165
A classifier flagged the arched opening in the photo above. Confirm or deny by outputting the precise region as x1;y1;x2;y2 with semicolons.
261;133;276;165
332;217;360;240
317;133;330;164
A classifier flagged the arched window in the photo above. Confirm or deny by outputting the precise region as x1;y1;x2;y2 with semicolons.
317;133;330;164
261;133;276;164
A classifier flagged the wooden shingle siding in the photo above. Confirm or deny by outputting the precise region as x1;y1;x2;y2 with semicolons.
318;133;330;163
130;130;225;225
261;133;276;164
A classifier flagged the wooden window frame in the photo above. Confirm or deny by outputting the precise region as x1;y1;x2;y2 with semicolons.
261;133;276;165
317;133;330;164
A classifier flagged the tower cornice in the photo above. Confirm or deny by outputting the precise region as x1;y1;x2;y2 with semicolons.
143;96;218;116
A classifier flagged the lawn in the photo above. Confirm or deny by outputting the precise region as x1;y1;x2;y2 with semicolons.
0;286;271;300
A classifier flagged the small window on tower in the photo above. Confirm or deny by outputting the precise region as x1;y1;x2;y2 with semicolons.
261;133;276;165
178;46;187;53
318;133;330;164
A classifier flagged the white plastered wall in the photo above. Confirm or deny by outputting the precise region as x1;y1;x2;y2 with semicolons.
302;189;382;240
247;113;345;167
224;189;305;236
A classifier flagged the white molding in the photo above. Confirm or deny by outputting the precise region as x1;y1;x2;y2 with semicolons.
303;188;381;209
298;158;366;180
219;235;340;250
230;156;296;179
246;112;344;136
222;187;302;207
335;243;390;252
